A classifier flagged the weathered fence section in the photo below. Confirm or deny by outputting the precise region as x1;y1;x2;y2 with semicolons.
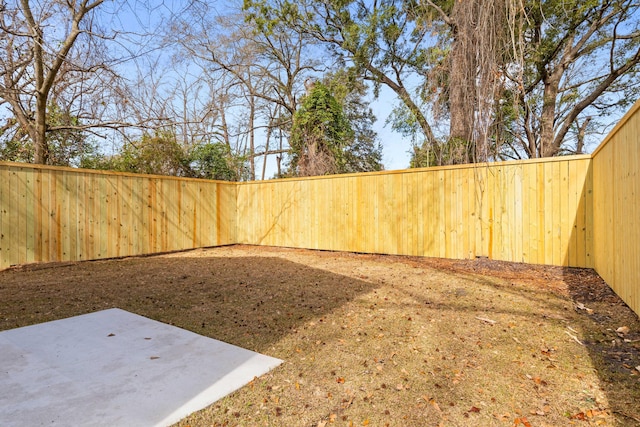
237;156;593;267
0;164;236;269
592;101;640;316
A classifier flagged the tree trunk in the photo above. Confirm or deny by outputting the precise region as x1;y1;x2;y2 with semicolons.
575;117;591;154
248;94;256;180
34;93;48;164
17;0;104;164
540;75;560;157
261;124;272;181
449;0;477;148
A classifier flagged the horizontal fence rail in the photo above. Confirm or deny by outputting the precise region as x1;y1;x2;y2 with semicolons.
0;165;236;268
1;98;639;317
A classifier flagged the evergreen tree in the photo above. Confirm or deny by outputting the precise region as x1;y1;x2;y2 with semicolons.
288;82;354;176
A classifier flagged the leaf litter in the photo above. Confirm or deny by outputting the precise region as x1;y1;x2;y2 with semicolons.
1;245;639;426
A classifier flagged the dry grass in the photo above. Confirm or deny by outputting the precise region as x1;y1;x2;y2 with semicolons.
1;245;639;426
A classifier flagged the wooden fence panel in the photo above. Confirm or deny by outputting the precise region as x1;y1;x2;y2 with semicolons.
236;156;593;267
2;155;595;271
593;99;640;316
0;164;236;270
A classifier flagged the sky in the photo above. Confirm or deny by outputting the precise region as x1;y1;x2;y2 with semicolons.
4;0;630;178
91;0;419;178
118;0;623;180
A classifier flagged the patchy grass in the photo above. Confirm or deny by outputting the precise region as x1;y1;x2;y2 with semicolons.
1;245;639;426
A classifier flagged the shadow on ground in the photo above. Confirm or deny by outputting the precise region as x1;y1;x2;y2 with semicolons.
0;255;377;355
564;269;640;425
2;248;639;426
409;254;640;425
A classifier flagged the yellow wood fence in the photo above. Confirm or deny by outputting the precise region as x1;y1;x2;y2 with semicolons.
0;164;236;268
592;100;640;316
1;155;593;270
236;156;593;268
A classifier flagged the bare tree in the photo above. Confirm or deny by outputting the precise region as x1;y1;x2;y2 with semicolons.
169;5;320;179
0;0;106;163
500;0;640;158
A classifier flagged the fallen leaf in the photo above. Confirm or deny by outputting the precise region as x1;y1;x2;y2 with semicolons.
107;333;115;337
571;412;586;420
150;356;160;360
422;396;441;412
530;376;548;386
513;417;532;427
362;419;370;426
337;377;345;384
469;406;481;413
616;326;630;335
575;302;591;311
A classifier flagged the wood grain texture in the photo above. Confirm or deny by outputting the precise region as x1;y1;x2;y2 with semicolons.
593;98;640;316
236;156;593;267
0;164;235;269
0;156;595;271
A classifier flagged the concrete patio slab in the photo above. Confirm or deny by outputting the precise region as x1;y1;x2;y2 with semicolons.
0;308;282;426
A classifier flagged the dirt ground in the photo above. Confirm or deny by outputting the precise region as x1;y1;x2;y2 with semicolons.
1;245;639;426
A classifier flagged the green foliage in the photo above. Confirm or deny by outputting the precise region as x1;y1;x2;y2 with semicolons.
107;132;191;177
243;0;450;164
0;134;34;163
409;142;433;169
497;0;640;157
324;69;383;173
247;0;640;163
386;103;421;143
45;103;92;167
85;134;249;181
0;103;99;167
190;142;249;181
409;137;472;168
288;82;355;176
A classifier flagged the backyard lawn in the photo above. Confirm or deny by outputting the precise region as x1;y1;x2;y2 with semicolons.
1;245;639;426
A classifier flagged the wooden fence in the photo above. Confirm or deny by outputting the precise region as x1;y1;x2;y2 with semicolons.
1;99;639;316
236;156;593;268
592;100;640;316
1;155;594;271
0;164;236;268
